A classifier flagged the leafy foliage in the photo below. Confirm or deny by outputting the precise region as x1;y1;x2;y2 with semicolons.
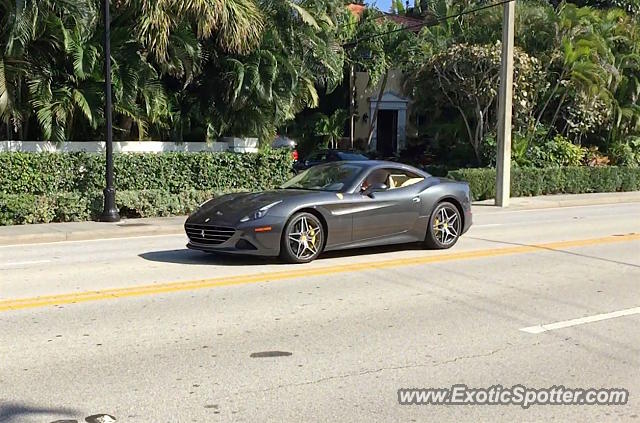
4;0;640;170
608;137;640;166
448;166;640;200
0;150;293;195
0;189;220;225
405;0;640;167
410;42;547;165
314;109;349;149
1;0;347;143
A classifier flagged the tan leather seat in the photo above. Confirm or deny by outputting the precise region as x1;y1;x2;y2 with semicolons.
400;177;423;188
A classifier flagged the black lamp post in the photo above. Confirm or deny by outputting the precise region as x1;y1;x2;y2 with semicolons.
100;0;120;222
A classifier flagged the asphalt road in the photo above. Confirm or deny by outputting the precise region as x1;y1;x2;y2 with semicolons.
1;203;639;422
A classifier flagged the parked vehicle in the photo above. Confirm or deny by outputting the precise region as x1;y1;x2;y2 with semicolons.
185;161;472;263
271;135;299;162
293;149;369;173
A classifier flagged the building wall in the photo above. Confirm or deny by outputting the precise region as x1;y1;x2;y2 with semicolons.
351;69;416;152
0;138;259;153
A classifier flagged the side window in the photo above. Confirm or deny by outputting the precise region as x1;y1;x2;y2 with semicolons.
385;169;425;190
360;168;425;192
360;169;391;192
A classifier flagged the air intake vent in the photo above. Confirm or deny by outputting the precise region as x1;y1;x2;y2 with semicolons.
235;239;257;250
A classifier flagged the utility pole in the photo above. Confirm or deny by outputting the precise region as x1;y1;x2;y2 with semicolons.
495;0;515;207
100;0;120;222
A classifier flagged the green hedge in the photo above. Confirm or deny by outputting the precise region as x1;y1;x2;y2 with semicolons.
0;189;221;225
2;155;639;225
448;166;640;201
0;150;293;195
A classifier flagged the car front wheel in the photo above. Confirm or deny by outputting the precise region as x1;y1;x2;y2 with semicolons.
280;212;324;263
424;201;462;249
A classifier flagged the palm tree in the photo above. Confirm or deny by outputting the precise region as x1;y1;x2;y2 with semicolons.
201;0;346;143
120;0;265;63
315;109;348;149
0;0;98;140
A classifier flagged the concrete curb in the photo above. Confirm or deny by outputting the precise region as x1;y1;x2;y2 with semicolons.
0;217;186;247
1;192;638;247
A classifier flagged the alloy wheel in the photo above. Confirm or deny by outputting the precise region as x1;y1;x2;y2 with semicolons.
432;205;460;246
287;215;323;261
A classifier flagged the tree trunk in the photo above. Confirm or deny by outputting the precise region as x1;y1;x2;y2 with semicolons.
367;71;389;148
546;90;568;140
23;114;29;141
120;116;134;140
534;71;566;130
349;64;355;149
473;107;483;166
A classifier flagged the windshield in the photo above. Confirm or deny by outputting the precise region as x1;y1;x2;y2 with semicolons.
337;152;368;160
281;163;364;192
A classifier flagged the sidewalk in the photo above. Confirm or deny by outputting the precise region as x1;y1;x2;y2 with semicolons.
0;216;187;246
472;191;640;211
1;191;638;246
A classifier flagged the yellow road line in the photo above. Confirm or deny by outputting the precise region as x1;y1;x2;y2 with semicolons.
1;233;638;312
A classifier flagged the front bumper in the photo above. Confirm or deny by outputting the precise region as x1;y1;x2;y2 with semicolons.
184;216;284;257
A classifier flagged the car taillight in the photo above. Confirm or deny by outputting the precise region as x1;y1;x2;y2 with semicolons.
292;150;299;161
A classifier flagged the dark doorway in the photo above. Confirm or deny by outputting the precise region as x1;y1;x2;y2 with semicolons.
376;110;398;157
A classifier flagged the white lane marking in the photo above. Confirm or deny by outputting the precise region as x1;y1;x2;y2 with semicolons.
520;307;640;334
0;233;185;249
2;259;52;267
474;223;504;228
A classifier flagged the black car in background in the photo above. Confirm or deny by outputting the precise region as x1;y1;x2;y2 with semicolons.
293;149;369;173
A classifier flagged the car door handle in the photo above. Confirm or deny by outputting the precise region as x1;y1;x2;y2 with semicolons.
412;197;420;203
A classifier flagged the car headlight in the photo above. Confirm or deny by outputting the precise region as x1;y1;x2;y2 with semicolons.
240;201;282;222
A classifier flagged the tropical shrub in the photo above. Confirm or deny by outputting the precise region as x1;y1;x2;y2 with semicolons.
528;135;585;167
608;138;640;167
582;146;611;167
482;132;586;168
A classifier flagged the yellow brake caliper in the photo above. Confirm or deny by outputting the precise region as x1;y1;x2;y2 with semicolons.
309;227;317;247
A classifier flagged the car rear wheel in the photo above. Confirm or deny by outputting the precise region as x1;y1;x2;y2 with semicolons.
280;212;324;263
424;201;461;249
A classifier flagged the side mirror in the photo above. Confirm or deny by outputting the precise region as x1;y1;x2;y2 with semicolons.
363;182;388;198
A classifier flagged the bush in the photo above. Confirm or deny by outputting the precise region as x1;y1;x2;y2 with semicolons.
609;138;640;167
0;150;293;195
0;190;224;225
529;135;585;167
482;132;587;168
448;166;640;200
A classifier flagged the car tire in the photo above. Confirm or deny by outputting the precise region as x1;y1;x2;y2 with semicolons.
424;201;462;249
280;212;325;263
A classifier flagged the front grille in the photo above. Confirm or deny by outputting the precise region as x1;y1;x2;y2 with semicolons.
185;223;235;245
